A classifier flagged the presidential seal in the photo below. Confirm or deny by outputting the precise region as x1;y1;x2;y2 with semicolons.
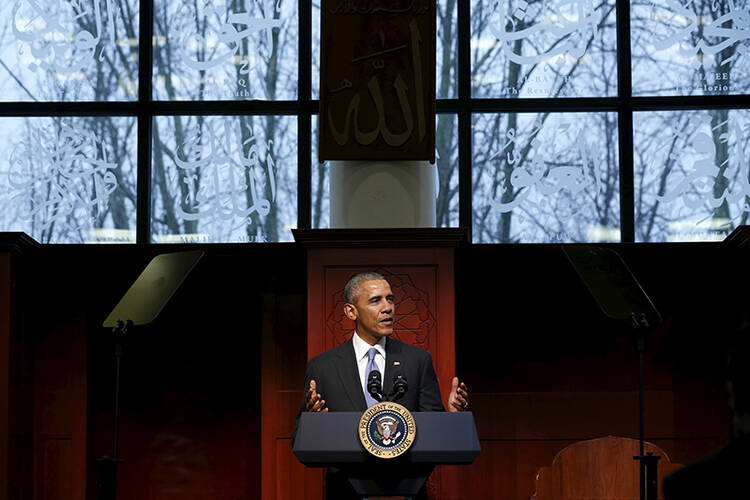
358;401;416;458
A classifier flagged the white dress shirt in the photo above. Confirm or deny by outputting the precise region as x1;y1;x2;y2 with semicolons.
352;331;386;397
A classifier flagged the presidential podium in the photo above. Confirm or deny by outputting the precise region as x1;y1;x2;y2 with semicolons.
293;412;481;497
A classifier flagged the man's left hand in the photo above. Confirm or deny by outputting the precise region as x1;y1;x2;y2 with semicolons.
448;377;469;412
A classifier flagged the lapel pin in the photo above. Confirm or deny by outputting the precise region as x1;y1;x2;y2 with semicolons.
394;361;400;366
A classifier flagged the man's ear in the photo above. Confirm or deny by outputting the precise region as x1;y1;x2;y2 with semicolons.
344;303;358;321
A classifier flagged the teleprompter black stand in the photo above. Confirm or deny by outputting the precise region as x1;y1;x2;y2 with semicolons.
293;412;480;499
96;251;204;500
563;245;661;500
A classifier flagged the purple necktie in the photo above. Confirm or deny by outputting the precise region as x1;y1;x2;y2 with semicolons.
364;347;379;407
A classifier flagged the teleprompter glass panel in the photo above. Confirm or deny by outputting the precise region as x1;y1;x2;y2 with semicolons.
472;112;620;243
311;113;458;228
0;117;137;243
471;0;618;98
634;110;750;242
153;0;297;101
631;0;750;96
0;0;139;101
151;115;297;243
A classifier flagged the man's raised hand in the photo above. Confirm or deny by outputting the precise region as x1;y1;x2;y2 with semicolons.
305;379;328;412
448;377;469;412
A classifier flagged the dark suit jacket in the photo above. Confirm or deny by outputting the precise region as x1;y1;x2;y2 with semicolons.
293;336;443;499
294;336;444;440
663;435;750;500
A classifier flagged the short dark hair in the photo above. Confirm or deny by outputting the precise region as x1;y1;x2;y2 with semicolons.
344;272;387;304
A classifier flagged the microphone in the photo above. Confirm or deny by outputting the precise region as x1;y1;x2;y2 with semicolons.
391;374;408;402
367;370;383;402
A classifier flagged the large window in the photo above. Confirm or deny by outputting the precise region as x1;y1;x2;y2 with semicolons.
0;0;747;243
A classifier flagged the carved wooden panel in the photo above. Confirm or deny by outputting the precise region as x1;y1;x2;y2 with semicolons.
323;266;437;352
319;0;436;160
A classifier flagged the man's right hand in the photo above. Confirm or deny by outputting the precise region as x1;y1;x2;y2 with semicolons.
305;379;328;412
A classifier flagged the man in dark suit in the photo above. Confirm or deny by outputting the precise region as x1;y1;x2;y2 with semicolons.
301;271;469;414
296;272;469;499
663;326;750;500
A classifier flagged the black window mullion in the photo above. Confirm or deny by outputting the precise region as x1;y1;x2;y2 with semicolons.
298;0;312;229
632;95;750;110
457;0;472;233
469;97;620;113
616;0;634;243
0;102;138;117
137;0;154;244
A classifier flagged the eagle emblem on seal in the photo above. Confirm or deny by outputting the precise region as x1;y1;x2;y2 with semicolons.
358;402;416;458
375;415;402;445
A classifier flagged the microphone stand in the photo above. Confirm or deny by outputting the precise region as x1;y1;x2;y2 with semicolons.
368;371;384;402
631;313;660;500
390;375;408;402
368;372;409;403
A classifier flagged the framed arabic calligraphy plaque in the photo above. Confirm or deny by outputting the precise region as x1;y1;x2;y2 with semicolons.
319;0;436;161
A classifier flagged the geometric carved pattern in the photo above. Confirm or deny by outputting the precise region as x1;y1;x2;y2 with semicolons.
325;267;436;349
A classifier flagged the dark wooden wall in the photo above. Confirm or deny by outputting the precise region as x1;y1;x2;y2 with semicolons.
452;244;739;500
1;235;743;500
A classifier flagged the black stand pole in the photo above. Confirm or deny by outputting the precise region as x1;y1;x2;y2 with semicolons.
96;251;204;500
562;246;662;500
96;319;132;500
631;313;660;500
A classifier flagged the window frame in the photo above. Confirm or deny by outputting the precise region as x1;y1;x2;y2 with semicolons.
1;0;748;243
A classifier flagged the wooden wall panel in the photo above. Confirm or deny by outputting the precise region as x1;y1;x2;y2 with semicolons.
0;238;737;500
39;439;73;500
79;251;280;500
33;315;87;500
78;247;299;500
1;234;38;500
471;391;675;440
109;403;260;500
10;433;27;500
0;253;11;500
261;293;323;500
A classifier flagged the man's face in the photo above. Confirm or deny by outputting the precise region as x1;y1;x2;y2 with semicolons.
345;279;395;344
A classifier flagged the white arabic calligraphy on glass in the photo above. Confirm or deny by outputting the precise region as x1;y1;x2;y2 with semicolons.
0;117;137;243
473;112;620;243
634;110;750;241
153;0;297;101
3;0;137;101
151;115;297;243
472;0;617;98
632;0;750;96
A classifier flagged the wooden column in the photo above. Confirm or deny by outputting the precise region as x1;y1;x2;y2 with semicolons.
0;233;37;500
265;228;465;500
